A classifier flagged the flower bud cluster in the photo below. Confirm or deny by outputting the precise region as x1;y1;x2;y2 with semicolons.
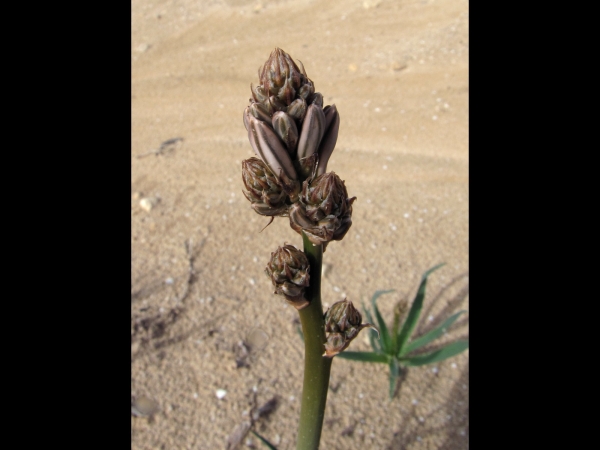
265;244;311;310
242;48;352;248
323;299;377;357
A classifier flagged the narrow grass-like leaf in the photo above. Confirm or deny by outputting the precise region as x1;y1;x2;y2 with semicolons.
401;310;466;356
371;290;395;353
336;351;390;363
362;303;382;352
251;430;278;449
391;305;401;355
401;340;469;367
296;324;304;342
396;264;445;356
388;357;400;399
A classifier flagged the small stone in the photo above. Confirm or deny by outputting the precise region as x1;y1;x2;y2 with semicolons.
363;0;381;8
216;389;227;399
140;197;157;212
132;192;141;200
132;396;159;417
391;61;407;71
135;43;150;53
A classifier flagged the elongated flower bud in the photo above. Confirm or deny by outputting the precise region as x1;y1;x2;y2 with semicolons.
289;172;356;247
265;244;310;310
272;111;298;158
242;158;289;217
296;104;326;163
245;110;298;181
323;299;377;357
316;105;340;176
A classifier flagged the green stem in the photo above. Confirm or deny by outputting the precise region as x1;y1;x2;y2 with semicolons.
296;233;333;450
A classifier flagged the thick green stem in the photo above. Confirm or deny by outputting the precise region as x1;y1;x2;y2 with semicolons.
296;233;333;450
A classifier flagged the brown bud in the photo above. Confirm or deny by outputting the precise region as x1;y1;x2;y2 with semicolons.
296;104;326;161
245;111;298;181
323;299;377;357
242;158;288;217
289;172;356;247
259;48;311;106
265;244;311;310
272;111;299;158
316;105;340;176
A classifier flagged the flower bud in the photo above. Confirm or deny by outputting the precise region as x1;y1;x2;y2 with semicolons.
287;98;307;122
260;48;310;105
309;92;323;108
296;104;326;162
265;244;311;310
295;152;318;183
251;84;268;103
245;110;298;181
242;158;288;217
323;299;377;357
316;105;340;176
272;111;298;158
268;95;287;114
289;172;356;247
249;102;272;124
298;83;315;101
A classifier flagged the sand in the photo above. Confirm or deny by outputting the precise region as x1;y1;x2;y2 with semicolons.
131;0;468;448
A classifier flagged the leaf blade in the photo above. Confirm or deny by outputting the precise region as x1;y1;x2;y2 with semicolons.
362;303;382;352
250;430;278;450
336;351;390;363
396;264;445;355
401;340;469;367
401;310;466;356
371;290;395;354
388;357;400;399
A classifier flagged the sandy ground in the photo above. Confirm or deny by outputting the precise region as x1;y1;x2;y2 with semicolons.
131;0;469;448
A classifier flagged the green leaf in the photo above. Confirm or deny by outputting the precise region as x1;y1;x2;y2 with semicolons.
402;340;469;367
396;264;445;356
362;303;382;352
388;357;400;399
401;310;466;356
251;430;278;450
336;351;390;363
296;324;304;342
371;290;395;354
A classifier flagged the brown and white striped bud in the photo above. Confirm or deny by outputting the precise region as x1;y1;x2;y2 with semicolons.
289;172;356;248
272;111;299;158
323;299;377;357
245;109;298;181
265;244;311;310
242;157;289;217
316;105;340;176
